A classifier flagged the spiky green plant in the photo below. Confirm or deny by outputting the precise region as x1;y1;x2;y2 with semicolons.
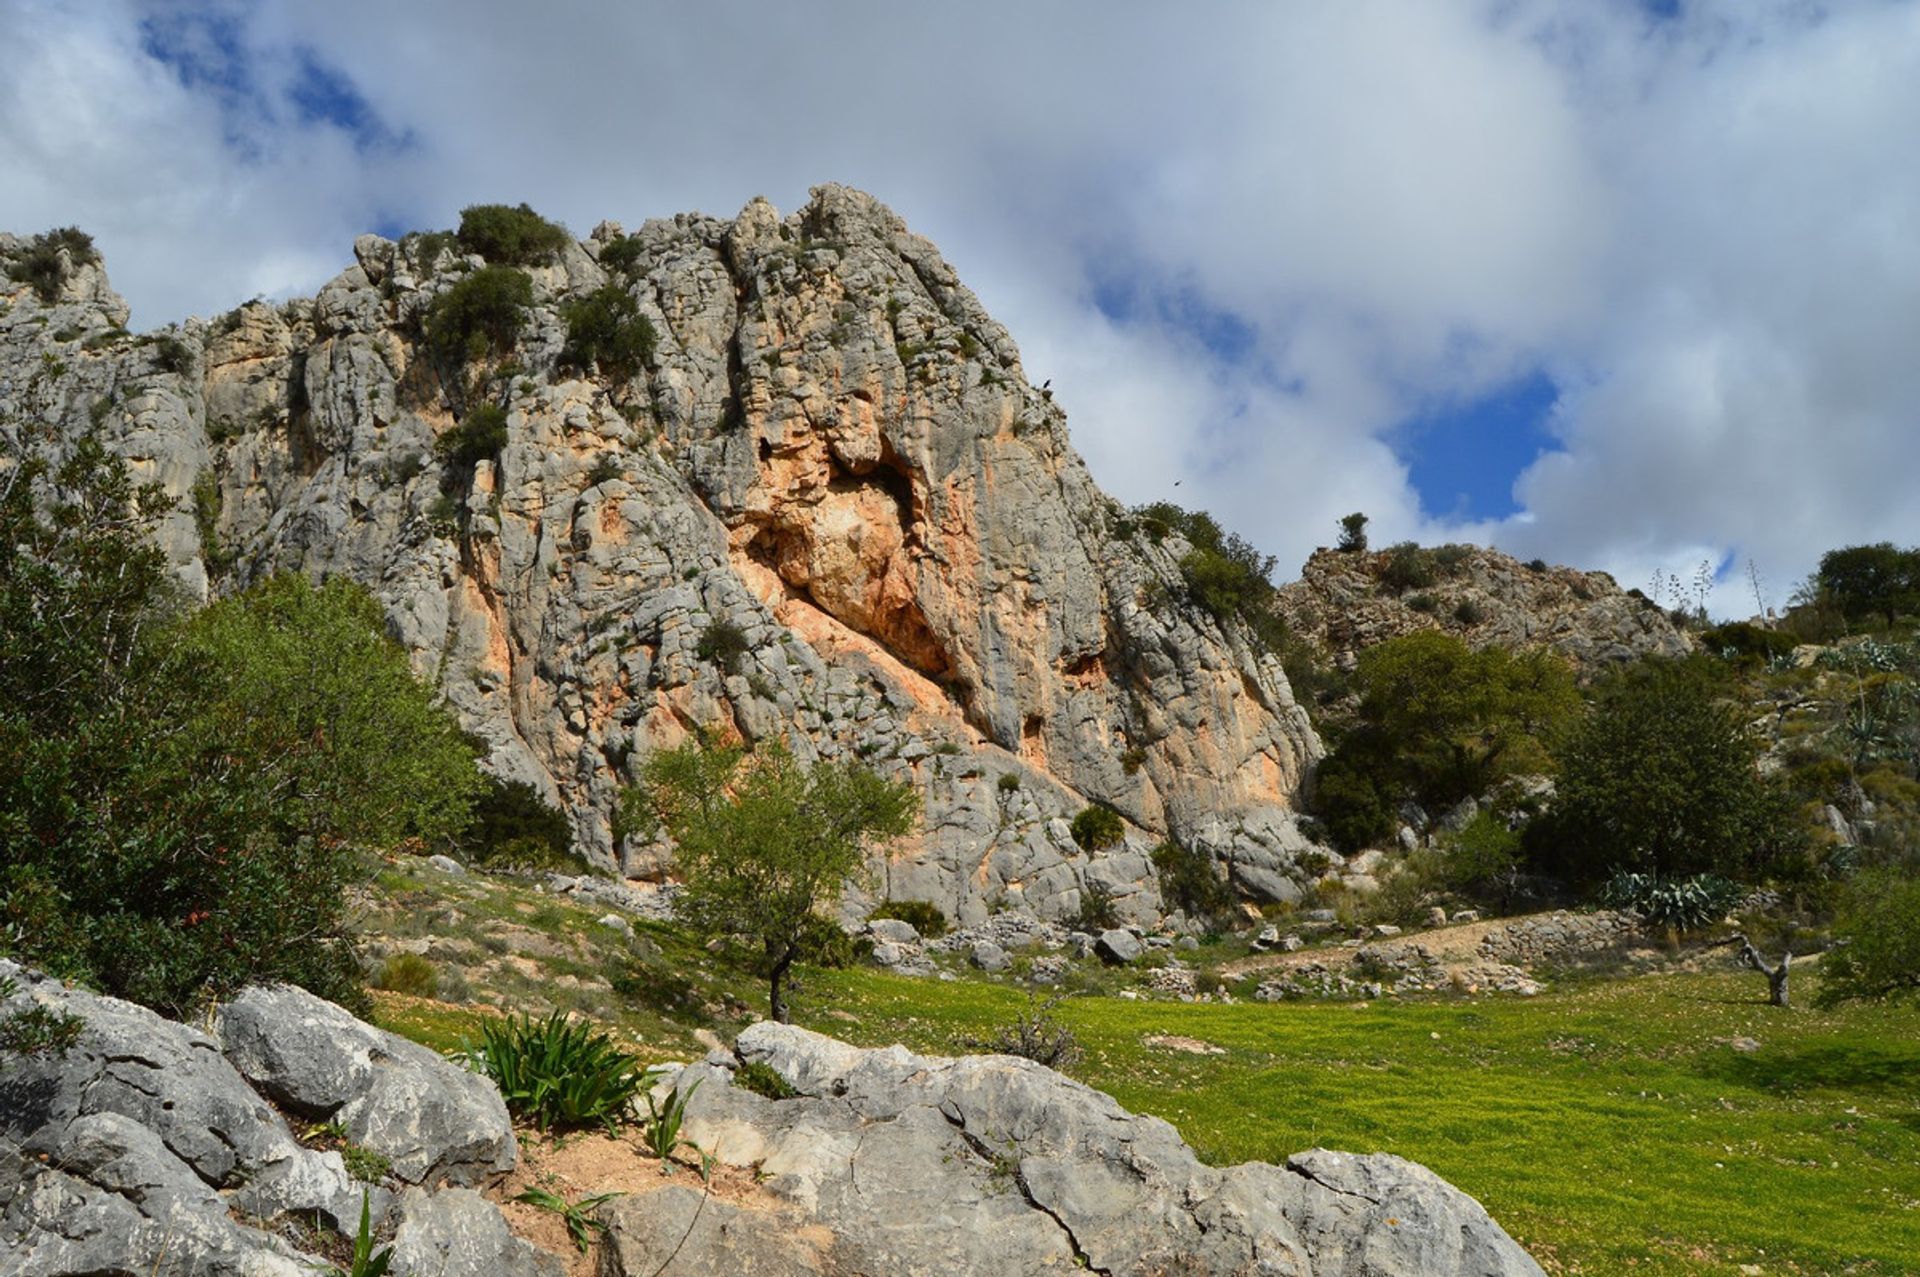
513;1187;624;1253
462;1011;646;1133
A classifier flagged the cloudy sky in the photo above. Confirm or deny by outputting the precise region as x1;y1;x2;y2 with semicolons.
6;0;1918;614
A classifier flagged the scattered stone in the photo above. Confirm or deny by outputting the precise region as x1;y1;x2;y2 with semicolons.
1144;1034;1227;1056
390;1187;563;1277
425;854;465;875
970;940;1010;973
597;912;634;937
1280;934;1305;953
1426;907;1449;928
867;918;921;946
1251;924;1281;952
1176;936;1200;952
1095;928;1144;965
1372;924;1402;938
1452;909;1482;924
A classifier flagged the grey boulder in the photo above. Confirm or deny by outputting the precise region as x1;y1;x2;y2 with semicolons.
217;982;516;1186
1094;928;1143;964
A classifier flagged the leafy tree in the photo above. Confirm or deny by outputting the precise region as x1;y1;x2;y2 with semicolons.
559;284;657;383
424;265;533;368
1815;870;1920;1006
8;226;98;301
1817;542;1920;629
628;737;916;1022
1070;805;1124;852
1337;512;1369;553
1;429;481;1014
1538;657;1805;884
456;202;571;266
1130;501;1287;653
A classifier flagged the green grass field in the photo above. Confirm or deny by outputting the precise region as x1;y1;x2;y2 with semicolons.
785;967;1919;1276
364;866;1919;1275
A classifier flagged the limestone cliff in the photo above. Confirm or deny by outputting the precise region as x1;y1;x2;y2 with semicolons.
1275;543;1693;675
0;188;1324;924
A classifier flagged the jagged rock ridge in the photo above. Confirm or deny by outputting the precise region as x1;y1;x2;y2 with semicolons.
0;189;1324;925
1275;543;1693;675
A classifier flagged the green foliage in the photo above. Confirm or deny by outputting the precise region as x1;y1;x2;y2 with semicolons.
1074;880;1120;933
460;777;578;872
424;265;533;368
1817;542;1920;628
1310;632;1578;850
341;1142;393;1185
1540;657;1807;884
1701;621;1797;665
514;1187;623;1254
0;437;481;1016
1435;810;1523;904
1150;840;1233;923
869;898;949;939
435;402;509;467
587;453;622;487
630;736;917;1021
559;284;657;382
8;226;97;301
333;1192;393;1277
1070;805;1124;852
1379;542;1437;592
1127;501;1288;652
152;334;194;375
456;202;571;266
598;235;645;275
0;979;86;1058
1452;598;1486;626
733;1059;799;1099
374;953;438;998
997;771;1022;792
1599;871;1741;933
1816;870;1920;1005
640;1076;701;1169
695;618;752;674
191;470;234;573
465;1011;647;1133
1336;512;1369;553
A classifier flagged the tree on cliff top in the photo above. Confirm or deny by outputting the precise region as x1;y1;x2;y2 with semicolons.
628;736;917;1023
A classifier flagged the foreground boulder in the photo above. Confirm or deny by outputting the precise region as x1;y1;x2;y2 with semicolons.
652;1022;1544;1276
0;963;538;1276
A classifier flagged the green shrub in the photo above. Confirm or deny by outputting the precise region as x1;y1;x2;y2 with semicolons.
560;284;657;382
0;438;483;1019
0;978;86;1059
733;1059;798;1099
460;777;577;871
1129;501;1289;653
464;1011;647;1133
1598;871;1741;933
424;266;533;367
1406;592;1438;614
1380;542;1438;592
435;403;509;467
1453;598;1486;626
1337;512;1369;553
1433;543;1475;575
1150;840;1233;922
374;953;438;998
793;913;866;969
1527;558;1549;571
341;1142;393;1185
695;618;751;674
456;203;571;266
1437;810;1522;902
1070;805;1125;852
152;334;194;375
1815;869;1920;1005
599;235;645;275
1309;758;1396;854
960;990;1082;1072
1701;622;1797;665
998;772;1022;792
9;227;97;301
1074;881;1120;932
587;453;622;487
869;898;949;938
1119;746;1148;774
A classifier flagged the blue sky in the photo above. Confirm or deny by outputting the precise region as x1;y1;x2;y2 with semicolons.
5;0;1918;615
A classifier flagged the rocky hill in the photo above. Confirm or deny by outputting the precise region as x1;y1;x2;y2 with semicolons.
1274;542;1693;674
0;189;1325;926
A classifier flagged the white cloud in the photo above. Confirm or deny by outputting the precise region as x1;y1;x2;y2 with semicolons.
3;0;1916;612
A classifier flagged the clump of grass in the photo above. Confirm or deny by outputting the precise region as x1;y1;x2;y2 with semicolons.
463;1011;647;1133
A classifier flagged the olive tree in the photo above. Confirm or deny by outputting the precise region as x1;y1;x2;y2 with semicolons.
630;737;917;1022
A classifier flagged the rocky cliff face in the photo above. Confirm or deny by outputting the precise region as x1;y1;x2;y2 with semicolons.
0;188;1324;924
1275;543;1693;675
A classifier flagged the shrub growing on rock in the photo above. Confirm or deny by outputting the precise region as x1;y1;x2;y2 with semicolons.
559;284;657;382
435;403;509;467
424;265;533;368
1150;840;1233;923
456;202;571;266
869;899;949;938
1070;805;1125;852
8;226;97;301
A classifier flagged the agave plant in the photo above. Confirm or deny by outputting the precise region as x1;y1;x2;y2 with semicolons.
461;1011;646;1133
1601;871;1741;933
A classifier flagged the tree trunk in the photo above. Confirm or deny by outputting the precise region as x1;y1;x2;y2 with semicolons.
768;947;795;1025
1732;933;1791;1007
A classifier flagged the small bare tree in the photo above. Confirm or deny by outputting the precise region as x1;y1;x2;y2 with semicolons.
1723;932;1792;1007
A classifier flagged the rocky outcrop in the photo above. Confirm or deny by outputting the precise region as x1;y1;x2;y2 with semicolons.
1276;544;1692;675
1477;910;1644;966
0;187;1327;922
0;961;548;1275
646;1020;1545;1276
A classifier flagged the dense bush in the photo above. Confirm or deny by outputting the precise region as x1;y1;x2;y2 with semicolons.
1336;512;1369;553
435;402;509;467
1437;809;1523;904
460;777;578;871
1379;542;1438;592
1309;632;1578;851
374;953;438;998
1128;501;1289;653
695;618;751;674
1701;621;1797;665
1817;542;1920;629
1535;657;1805;884
733;1059;798;1099
869;898;949;938
1815;869;1920;1005
424;265;533;368
560;284;657;382
1070;805;1125;852
8;226;97;301
456;203;571;266
464;1011;646;1133
0;435;482;1016
1150;840;1234;923
598;235;645;275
